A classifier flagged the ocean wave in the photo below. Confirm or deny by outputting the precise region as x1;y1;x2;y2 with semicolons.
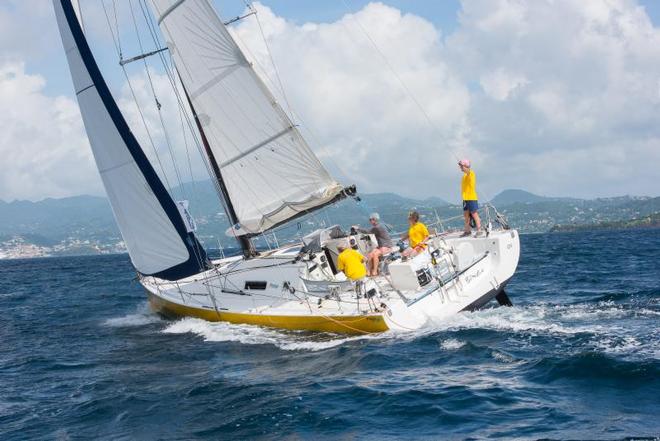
161;317;386;351
525;352;660;383
103;302;162;327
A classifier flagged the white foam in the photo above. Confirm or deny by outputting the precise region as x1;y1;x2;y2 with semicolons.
491;350;516;363
103;303;161;327
158;300;658;357
162;317;384;351
440;338;466;350
423;302;651;337
425;302;659;359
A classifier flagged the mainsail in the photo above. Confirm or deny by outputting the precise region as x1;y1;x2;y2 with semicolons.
149;0;346;236
54;0;210;280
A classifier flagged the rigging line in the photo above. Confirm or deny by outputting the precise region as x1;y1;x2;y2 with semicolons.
136;0;236;232
242;1;295;124
97;2;208;276
101;0;173;190
101;0;120;56
339;0;460;162
112;0;122;59
138;0;205;201
128;0;186;200
178;101;197;196
139;0;171;69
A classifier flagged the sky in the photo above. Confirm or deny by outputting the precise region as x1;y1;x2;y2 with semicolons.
1;0;660;203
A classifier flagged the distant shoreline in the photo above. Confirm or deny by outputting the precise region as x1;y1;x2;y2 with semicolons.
550;213;660;233
2;228;659;261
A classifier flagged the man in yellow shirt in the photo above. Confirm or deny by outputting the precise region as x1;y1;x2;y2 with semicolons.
459;159;482;237
337;243;367;280
401;211;429;257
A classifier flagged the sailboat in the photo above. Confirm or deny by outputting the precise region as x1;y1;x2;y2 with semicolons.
53;0;520;334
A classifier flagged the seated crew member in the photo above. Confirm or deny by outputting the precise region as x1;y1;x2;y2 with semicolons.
353;212;393;276
458;158;482;237
336;241;367;281
401;211;429;257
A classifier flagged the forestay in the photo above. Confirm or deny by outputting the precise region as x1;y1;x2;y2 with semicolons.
149;0;344;236
53;0;210;280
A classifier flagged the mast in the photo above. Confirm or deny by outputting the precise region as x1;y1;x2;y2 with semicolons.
182;87;255;258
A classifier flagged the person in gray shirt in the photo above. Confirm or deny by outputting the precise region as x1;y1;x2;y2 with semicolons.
354;213;393;276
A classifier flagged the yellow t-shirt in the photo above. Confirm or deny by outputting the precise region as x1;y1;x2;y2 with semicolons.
408;222;429;249
337;248;366;280
461;169;478;201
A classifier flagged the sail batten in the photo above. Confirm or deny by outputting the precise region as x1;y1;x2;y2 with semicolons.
54;0;210;280
220;126;295;169
150;0;346;236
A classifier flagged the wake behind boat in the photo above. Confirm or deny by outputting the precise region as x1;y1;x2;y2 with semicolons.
54;0;520;334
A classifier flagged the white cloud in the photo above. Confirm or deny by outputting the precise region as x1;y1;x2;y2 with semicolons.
480;69;528;101
2;0;660;202
0;61;100;201
447;0;660;198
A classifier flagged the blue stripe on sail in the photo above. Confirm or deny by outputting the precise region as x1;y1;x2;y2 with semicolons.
60;0;210;280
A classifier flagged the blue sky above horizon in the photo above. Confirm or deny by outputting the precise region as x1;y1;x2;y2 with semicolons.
1;0;660;202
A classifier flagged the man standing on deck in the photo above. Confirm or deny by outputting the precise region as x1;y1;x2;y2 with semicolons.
459;159;482;237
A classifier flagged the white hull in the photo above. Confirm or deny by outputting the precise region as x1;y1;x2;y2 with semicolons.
142;229;521;334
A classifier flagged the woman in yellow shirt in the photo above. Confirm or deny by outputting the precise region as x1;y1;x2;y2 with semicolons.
401;211;429;257
459;159;482;237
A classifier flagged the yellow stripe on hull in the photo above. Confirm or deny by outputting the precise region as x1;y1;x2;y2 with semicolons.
147;292;389;335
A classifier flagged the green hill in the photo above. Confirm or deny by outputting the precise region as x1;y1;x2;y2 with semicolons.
1;181;658;257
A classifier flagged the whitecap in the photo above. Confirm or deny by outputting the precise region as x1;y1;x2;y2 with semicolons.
491;350;516;363
103;302;161;327
440;338;466;350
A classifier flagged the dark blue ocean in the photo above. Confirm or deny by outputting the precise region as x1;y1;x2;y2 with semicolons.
1;230;659;440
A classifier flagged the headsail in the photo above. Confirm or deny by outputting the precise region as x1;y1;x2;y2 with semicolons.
149;0;346;236
53;0;210;280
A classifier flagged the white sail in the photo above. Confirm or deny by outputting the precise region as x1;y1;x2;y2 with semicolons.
150;0;344;236
54;0;209;280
